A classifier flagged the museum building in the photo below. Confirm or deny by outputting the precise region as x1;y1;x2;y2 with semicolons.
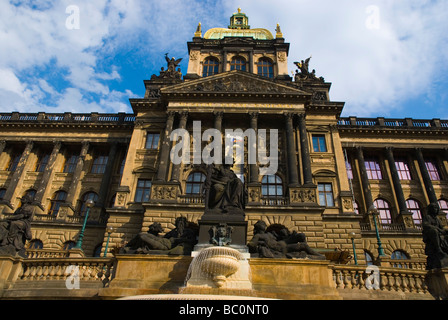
0;9;446;299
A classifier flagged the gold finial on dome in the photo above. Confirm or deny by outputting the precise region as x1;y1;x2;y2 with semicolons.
238;7;241;13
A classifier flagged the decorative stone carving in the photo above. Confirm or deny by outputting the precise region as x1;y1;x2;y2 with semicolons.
422;203;448;270
290;188;316;204
209;223;233;246
151;185;178;201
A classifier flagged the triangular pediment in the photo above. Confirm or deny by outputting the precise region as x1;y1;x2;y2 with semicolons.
161;70;311;97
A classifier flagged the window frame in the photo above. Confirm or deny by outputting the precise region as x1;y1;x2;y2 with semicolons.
365;158;383;180
406;199;422;226
145;133;160;150
312;134;327;153
186;172;206;195
257;58;274;78
135;179;152;203
425;159;441;181
395;159;412;180
79;192;99;217
63;154;79;173
374;198;392;225
48;191;68;216
91;154;109;174
230;56;247;71
317;182;335;207
202;57;219;77
261;175;284;198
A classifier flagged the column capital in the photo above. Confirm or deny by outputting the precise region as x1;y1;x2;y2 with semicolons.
213;111;224;118
179;111;189;120
166;111;176;120
249;112;259;120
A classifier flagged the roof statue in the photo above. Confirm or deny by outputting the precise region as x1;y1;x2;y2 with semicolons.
151;53;183;80
293;56;325;83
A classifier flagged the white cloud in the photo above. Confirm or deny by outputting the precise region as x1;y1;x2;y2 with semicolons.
0;0;447;119
224;0;448;117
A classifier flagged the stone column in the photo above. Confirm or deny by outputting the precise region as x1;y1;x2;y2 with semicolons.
65;141;90;207
170;112;189;182
249;51;254;73
249;112;259;184
2;141;34;208
96;142;118;208
214;111;223;132
415;148;438;204
285;113;299;186
222;50;228;72
297;113;313;186
355;146;374;212
385;147;407;214
34;141;62;205
155;111;176;181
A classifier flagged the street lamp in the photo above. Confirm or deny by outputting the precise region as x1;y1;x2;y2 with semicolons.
348;232;358;265
103;226;115;257
369;205;385;257
73;199;95;250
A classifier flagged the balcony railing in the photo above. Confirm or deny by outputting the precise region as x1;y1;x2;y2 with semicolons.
0;112;135;124
338;117;447;129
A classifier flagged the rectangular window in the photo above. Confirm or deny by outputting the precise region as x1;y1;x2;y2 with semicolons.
135;179;152;203
63;155;79;173
425;160;441;181
318;183;334;207
36;154;50;173
6;154;20;172
145;133;160;150
365;158;382;180
312;135;327;152
91;155;108;174
395;159;412;180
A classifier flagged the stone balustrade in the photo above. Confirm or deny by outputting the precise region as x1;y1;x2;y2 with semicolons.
331;264;429;295
18;258;115;284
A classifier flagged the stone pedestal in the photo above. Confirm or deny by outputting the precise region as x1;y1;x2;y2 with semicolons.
426;268;448;300
196;213;248;250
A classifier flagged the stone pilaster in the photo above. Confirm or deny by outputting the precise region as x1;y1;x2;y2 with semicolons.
155;111;175;182
284;112;299;187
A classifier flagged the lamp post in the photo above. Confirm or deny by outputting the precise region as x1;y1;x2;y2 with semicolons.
74;199;95;250
369;205;385;257
348;232;358;265
103;226;115;257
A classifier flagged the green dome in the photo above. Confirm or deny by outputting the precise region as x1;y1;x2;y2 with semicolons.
203;27;274;40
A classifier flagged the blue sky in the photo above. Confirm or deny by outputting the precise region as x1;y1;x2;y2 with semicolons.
0;0;447;119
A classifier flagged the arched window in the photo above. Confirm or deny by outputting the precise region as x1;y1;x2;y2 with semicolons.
374;198;392;226
203;57;219;77
230;57;246;71
364;250;374;266
438;199;448;219
261;175;283;198
257;58;274;78
79;192;98;216
406;199;422;226
391;250;409;268
48;191;67;216
63;241;76;250
186;172;206;195
28;239;43;250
